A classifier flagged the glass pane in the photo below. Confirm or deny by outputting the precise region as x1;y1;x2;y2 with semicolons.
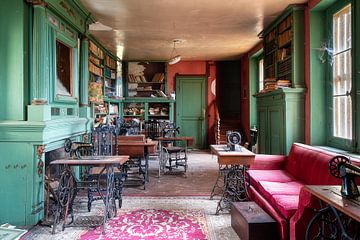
333;4;351;54
332;51;351;95
259;58;264;91
56;40;72;96
333;96;352;139
332;4;352;140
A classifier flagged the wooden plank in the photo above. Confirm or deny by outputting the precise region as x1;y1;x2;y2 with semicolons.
304;185;360;222
50;156;129;165
210;144;255;165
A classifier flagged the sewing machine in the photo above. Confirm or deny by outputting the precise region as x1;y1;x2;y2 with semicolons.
329;156;360;199
64;138;94;159
226;131;242;151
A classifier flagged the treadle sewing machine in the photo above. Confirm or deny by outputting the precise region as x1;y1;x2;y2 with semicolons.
226;131;242;151
329;155;360;198
210;142;255;215
304;156;360;240
64;138;93;159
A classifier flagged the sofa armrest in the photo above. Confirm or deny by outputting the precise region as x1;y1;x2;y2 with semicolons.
250;154;287;170
290;187;319;240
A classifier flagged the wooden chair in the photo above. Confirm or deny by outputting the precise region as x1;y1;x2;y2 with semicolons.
86;125;126;211
160;123;188;174
117;135;147;189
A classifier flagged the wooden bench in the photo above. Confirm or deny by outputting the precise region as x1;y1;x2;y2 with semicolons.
231;201;278;240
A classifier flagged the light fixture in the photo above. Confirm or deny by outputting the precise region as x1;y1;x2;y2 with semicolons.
89;21;113;31
168;39;184;65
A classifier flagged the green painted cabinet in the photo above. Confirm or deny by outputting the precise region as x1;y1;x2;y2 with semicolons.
255;88;305;154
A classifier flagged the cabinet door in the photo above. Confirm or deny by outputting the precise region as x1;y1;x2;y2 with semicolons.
268;105;284;154
257;106;268;153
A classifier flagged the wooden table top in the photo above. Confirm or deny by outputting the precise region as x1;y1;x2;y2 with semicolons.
50;155;129;165
304;185;360;222
210;144;255;165
157;136;194;146
117;141;157;147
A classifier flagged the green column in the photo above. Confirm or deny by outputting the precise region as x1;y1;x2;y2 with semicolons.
32;4;49;103
80;37;89;105
79;37;92;128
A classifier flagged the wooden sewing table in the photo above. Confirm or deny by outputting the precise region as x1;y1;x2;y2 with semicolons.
50;155;129;234
210;144;255;214
304;185;360;239
117;140;157;184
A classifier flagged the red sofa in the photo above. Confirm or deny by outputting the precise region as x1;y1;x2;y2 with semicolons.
248;143;360;240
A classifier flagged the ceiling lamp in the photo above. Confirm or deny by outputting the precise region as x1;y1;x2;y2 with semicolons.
168;39;184;65
89;21;113;31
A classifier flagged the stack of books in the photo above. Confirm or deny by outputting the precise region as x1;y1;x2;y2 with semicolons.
262;78;277;92
277;80;291;88
261;79;292;93
152;73;165;83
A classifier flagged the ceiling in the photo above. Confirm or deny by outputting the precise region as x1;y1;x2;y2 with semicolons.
80;0;307;61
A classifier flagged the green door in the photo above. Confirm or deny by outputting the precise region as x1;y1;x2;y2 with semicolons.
176;76;206;149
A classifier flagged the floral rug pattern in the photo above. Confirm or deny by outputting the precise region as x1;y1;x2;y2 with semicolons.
80;209;208;240
20;197;239;240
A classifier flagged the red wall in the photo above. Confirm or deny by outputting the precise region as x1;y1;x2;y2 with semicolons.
167;61;217;145
167;61;207;92
304;6;311;144
240;43;263;143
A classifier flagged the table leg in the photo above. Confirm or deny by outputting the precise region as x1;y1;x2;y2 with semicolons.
145;151;149;182
102;165;115;234
305;204;359;240
215;165;250;215
52;166;77;234
210;165;227;200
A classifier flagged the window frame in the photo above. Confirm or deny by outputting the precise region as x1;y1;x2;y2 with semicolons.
326;0;354;150
258;56;264;92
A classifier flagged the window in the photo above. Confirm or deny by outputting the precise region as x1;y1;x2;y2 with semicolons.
258;58;264;92
56;40;73;96
331;4;352;140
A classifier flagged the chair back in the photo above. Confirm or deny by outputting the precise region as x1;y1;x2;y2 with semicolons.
144;120;163;140
91;125;114;156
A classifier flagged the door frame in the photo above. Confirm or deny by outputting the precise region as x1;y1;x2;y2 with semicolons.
175;75;207;148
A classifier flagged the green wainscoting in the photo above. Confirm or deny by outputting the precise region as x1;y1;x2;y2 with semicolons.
0;0;95;226
0;0;29;121
0;118;86;225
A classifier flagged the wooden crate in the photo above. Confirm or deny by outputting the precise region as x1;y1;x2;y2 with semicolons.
231;201;278;240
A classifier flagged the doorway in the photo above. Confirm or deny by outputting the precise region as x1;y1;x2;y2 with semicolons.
176;76;206;149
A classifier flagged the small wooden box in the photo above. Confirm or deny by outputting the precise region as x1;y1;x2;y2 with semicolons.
231;201;278;240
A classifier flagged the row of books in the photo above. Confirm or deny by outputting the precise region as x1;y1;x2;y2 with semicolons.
105;55;117;69
89;62;103;77
152;73;165;83
261;79;291;92
89;41;104;59
128;74;147;83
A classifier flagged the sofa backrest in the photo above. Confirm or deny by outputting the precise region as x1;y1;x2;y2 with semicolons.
285;143;344;185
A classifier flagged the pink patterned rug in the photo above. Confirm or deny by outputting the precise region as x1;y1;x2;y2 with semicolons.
79;209;208;240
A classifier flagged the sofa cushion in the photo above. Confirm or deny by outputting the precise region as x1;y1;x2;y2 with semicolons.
257;181;303;201
285;143;341;184
269;194;299;219
248;170;296;189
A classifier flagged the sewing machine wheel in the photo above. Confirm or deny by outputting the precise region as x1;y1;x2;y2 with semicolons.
227;132;241;145
64;138;72;153
329;156;350;179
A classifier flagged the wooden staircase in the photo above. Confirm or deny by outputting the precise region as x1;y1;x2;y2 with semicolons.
217;119;242;144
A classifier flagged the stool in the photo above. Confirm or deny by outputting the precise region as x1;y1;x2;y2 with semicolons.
231;201;278;240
